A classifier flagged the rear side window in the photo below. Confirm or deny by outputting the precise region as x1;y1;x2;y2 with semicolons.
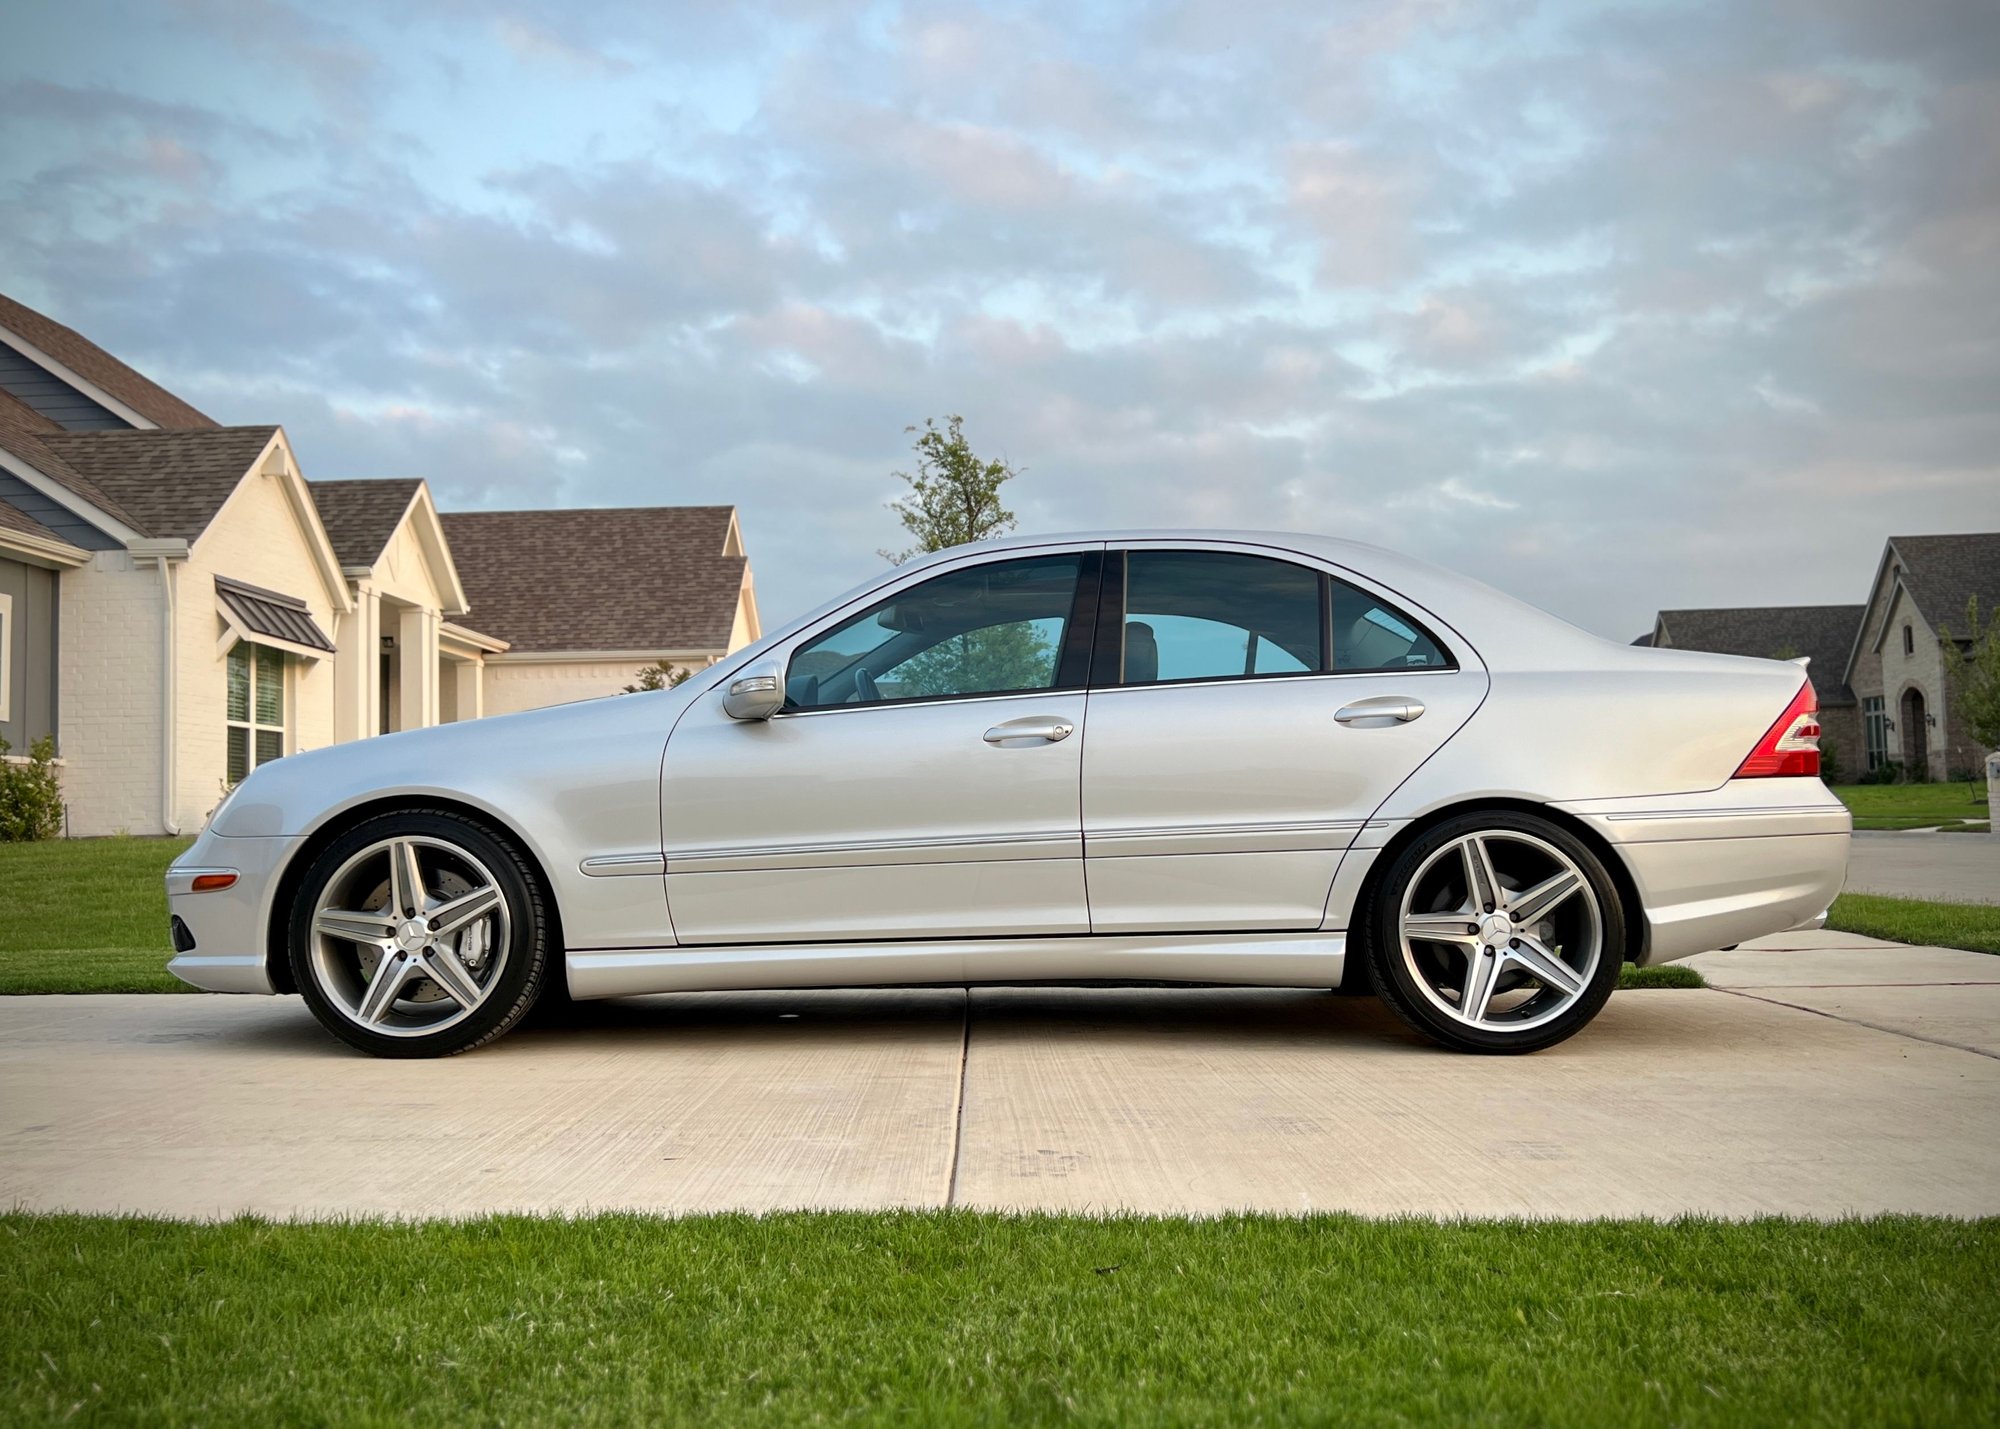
1331;577;1451;671
1094;549;1454;685
1108;551;1324;684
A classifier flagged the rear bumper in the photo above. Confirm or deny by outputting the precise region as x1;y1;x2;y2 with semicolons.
1557;779;1850;965
165;830;304;993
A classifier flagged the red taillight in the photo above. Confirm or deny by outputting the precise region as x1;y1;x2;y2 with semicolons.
1735;680;1821;778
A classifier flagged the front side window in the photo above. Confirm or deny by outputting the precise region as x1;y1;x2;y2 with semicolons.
786;554;1085;710
226;641;286;783
1863;695;1887;771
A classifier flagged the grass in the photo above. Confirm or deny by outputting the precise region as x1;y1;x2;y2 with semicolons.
0;836;192;993
4;1212;1996;1427
1829;892;2000;956
1620;962;1705;988
1830;781;1990;831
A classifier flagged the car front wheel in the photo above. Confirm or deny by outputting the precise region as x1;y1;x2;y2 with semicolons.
1364;811;1626;1054
288;809;551;1058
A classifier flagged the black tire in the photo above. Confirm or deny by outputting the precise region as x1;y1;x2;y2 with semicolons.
1363;810;1626;1054
288;809;553;1058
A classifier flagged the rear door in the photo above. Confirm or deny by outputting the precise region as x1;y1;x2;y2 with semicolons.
1080;542;1487;932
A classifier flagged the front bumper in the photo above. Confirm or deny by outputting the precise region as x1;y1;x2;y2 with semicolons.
1557;779;1851;965
165;829;307;993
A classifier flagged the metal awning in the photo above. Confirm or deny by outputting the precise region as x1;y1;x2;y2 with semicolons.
215;575;336;660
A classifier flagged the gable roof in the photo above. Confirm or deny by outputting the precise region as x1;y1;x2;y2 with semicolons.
0;293;216;431
34;427;278;543
439;505;746;653
311;478;424;567
1886;533;2000;637
1654;604;1863;705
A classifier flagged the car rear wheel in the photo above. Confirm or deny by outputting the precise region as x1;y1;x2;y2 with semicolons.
288;810;551;1058
1364;811;1625;1054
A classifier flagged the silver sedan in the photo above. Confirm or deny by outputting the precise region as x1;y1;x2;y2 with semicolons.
167;531;1849;1056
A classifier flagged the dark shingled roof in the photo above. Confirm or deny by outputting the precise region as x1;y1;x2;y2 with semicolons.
311;478;423;567
36;427;278;542
0;293;216;430
1888;533;2000;637
440;506;745;653
1654;605;1864;706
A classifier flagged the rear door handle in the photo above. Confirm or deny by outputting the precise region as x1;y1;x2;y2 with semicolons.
1334;696;1425;725
983;716;1075;745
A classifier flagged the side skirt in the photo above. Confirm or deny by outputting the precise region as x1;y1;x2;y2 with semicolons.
566;932;1347;1000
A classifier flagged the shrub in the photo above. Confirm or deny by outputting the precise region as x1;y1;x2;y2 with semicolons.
0;734;64;841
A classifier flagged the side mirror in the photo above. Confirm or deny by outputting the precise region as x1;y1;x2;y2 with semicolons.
721;657;787;721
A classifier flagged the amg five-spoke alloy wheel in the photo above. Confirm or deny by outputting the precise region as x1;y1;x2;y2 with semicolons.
1365;811;1626;1054
289;810;551;1057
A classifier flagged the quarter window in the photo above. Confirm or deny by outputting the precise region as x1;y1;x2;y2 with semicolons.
786;554;1085;710
226;641;286;783
1330;577;1452;671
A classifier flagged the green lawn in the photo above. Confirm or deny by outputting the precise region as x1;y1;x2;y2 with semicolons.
4;1212;1995;1427
1829;892;2000;956
0;836;192;992
1830;781;1990;831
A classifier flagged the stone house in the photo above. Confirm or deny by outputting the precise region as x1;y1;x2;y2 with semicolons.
1641;532;2000;781
0;292;759;836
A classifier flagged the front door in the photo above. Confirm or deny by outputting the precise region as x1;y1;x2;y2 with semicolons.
1081;544;1487;932
661;549;1100;944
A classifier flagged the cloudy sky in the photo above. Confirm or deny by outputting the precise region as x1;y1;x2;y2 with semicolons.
5;0;1997;637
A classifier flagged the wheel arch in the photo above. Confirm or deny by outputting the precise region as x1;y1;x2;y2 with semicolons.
1347;797;1647;967
262;795;567;994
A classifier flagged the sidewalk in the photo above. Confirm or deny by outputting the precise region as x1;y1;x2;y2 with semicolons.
2;929;1995;1220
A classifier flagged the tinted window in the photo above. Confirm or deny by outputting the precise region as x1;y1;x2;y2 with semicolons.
1112;551;1323;684
1331;578;1451;671
787;554;1083;709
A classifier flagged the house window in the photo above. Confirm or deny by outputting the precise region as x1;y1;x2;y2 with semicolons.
1903;625;1914;656
0;590;12;725
226;642;286;784
1863;696;1887;771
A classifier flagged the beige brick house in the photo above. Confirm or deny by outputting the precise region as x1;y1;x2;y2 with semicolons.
1641;532;2000;781
0;293;759;836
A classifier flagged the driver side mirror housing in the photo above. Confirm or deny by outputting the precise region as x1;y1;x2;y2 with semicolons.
721;657;787;721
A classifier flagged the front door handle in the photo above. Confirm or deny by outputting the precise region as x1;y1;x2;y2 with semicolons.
1334;695;1426;725
983;715;1075;745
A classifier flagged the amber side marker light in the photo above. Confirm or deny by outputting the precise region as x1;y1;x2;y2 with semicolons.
190;872;239;893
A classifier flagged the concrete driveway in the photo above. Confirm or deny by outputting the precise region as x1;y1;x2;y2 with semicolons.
5;928;1997;1221
1845;829;2000;905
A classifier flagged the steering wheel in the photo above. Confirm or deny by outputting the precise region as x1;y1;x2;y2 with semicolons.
852;665;880;703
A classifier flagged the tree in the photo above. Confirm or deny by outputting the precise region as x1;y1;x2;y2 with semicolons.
879;414;1020;564
1940;597;2000;754
623;662;692;694
876;415;1051;696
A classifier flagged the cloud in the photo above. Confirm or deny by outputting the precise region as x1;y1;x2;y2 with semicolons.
1;0;1996;635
